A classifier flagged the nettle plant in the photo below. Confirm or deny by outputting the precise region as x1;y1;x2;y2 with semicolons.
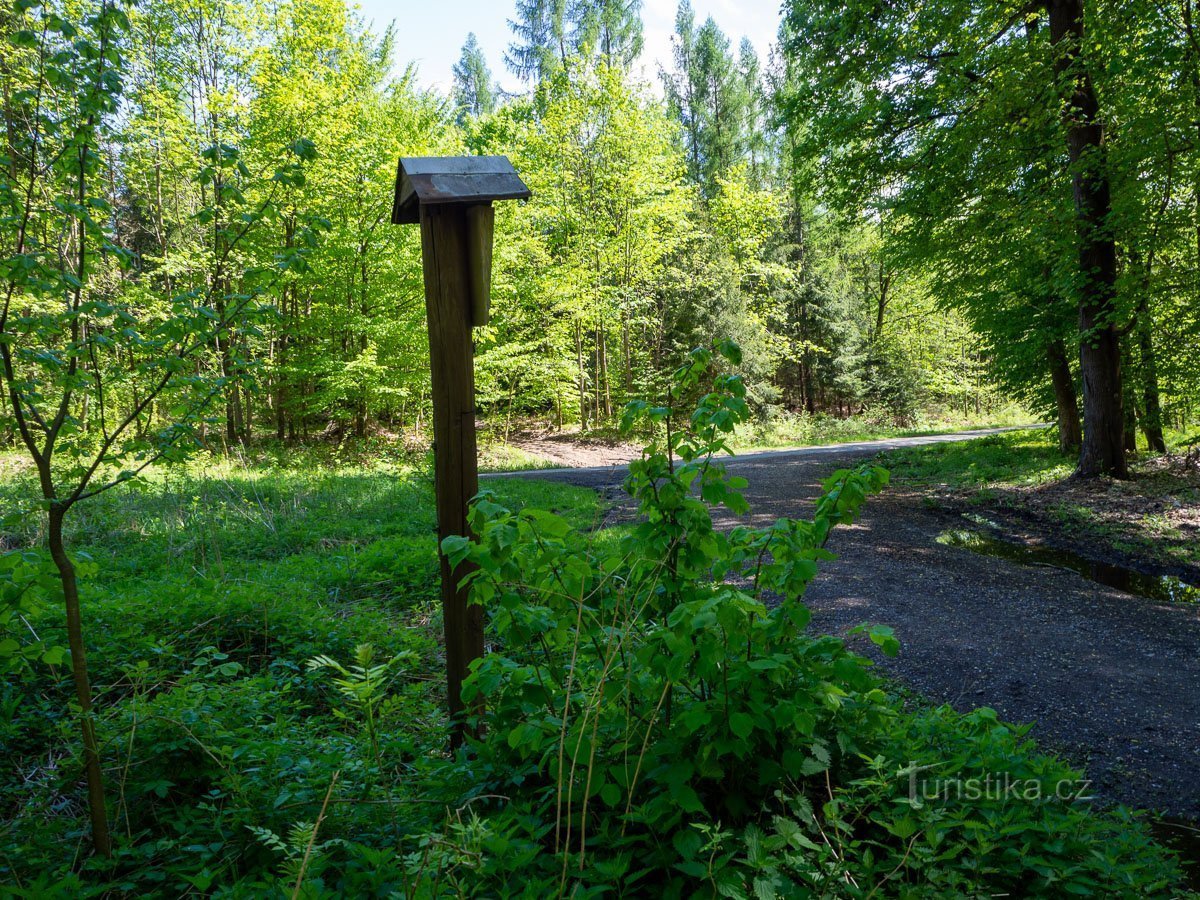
443;342;896;895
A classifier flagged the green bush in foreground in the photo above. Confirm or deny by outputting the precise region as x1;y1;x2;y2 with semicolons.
435;343;1184;897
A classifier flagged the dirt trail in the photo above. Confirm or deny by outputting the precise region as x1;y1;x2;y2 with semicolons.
506;431;642;468
495;428;1200;818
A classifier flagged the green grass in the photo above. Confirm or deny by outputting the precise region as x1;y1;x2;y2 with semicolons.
726;405;1035;455
0;454;600;894
877;427;1073;490
0;443;1190;894
878;427;1200;571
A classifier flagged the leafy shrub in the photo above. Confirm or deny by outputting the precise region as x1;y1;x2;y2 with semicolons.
0;359;1185;896
434;342;1184;897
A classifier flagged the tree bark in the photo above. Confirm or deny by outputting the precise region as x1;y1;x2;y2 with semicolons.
621;308;632;396
1136;304;1167;452
1047;0;1127;477
47;503;111;857
598;322;612;420
1123;396;1138;452
576;320;588;430
1047;340;1082;453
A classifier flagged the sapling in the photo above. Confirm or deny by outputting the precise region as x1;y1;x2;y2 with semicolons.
0;0;317;854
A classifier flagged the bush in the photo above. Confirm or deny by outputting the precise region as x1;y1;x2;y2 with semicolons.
433;342;1184;897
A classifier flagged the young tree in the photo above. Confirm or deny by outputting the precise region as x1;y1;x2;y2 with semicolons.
0;0;315;854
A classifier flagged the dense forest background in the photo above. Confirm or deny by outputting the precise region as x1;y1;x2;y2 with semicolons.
1;0;1022;464
3;0;1200;467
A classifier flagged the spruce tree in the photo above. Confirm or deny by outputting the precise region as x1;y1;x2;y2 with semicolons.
452;33;497;120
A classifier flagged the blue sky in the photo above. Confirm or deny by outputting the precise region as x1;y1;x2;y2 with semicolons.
355;0;785;95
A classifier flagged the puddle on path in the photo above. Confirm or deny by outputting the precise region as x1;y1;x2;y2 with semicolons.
936;526;1199;604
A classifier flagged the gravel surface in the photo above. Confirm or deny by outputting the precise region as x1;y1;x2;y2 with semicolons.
494;428;1200;818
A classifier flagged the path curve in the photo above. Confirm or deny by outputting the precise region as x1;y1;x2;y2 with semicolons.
491;427;1200;817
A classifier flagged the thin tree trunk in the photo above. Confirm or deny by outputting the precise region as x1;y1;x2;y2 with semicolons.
622;308;631;396
1123;399;1138;452
1136;303;1167;452
593;330;601;424
1047;340;1082;453
47;503;111;857
598;322;612;419
1184;0;1200;282
1047;0;1127;478
575;320;588;431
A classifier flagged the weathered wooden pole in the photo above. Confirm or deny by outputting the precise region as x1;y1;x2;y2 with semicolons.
392;157;530;745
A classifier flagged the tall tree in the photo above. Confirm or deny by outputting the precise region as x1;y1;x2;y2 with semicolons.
1047;0;1125;476
575;0;644;70
453;32;497;121
780;0;1134;475
737;38;772;188
664;0;702;181
505;0;574;83
663;4;750;193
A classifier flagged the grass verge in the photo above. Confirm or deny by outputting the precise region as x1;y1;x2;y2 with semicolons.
879;428;1200;573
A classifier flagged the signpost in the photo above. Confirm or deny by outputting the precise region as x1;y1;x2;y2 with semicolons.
392;156;530;745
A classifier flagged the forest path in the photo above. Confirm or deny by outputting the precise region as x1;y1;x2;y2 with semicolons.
494;427;1200;818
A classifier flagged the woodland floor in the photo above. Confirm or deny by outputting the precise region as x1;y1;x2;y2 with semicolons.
495;429;1200;819
507;428;642;468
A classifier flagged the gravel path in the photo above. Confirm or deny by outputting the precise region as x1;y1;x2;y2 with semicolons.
494;428;1200;818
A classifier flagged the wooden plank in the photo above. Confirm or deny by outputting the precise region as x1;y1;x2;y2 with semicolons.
393;156;531;224
402;155;520;176
418;203;484;746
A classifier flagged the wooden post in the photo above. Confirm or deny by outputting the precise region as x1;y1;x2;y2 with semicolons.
419;203;484;744
393;156;529;746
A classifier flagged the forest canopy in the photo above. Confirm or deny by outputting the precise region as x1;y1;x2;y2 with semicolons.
1;0;1022;469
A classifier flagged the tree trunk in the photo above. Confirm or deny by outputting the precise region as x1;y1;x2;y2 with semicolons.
1136;304;1167;452
1047;340;1082;453
47;503;111;857
621;309;632;396
1047;0;1127;478
1123;402;1138;453
1184;0;1200;284
275;388;286;442
598;322;612;419
576;320;588;431
593;328;602;424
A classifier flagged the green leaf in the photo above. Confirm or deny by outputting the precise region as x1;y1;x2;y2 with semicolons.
729;712;755;740
40;645;66;665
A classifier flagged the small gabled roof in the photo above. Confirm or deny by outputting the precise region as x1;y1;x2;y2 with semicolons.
392;156;531;224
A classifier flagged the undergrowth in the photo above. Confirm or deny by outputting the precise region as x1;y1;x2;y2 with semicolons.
0;349;1188;896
